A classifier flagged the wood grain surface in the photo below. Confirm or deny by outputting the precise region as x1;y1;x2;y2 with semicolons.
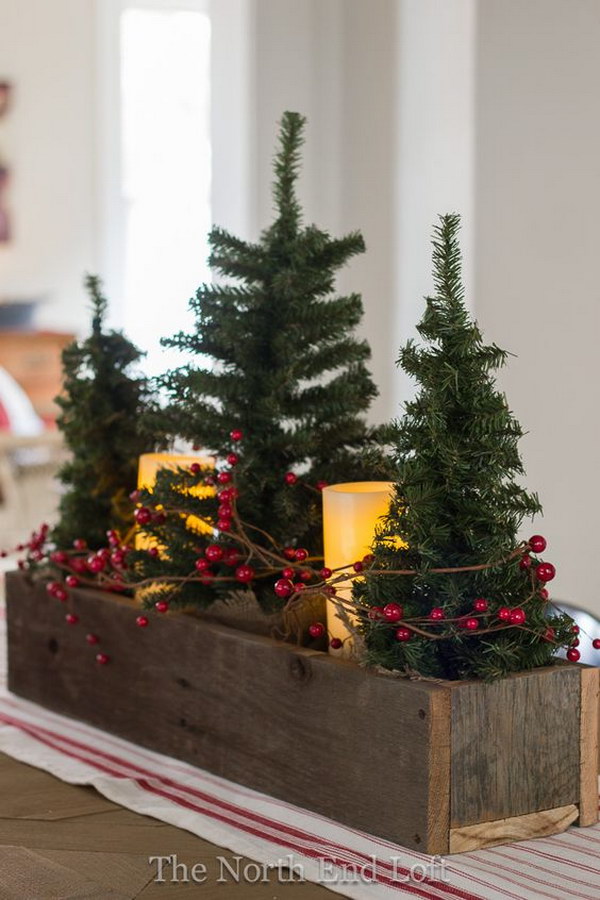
578;665;599;826
449;665;581;827
449;804;579;853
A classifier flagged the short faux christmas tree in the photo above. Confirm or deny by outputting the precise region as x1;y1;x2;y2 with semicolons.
52;275;150;551
354;214;574;680
156;111;389;556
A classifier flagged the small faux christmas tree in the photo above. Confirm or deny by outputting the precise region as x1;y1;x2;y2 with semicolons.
354;214;574;680
52;275;151;551
156;111;390;559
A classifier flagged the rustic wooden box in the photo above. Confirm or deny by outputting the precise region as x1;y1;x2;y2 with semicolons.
6;571;599;855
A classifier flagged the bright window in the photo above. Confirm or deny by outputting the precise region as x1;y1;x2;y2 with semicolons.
118;4;211;376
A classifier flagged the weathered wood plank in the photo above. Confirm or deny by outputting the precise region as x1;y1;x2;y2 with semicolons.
6;571;446;853
578;666;599;826
450;666;581;827
449;804;579;853
426;688;451;855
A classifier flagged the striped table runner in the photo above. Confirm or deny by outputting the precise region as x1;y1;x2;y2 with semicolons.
1;602;598;900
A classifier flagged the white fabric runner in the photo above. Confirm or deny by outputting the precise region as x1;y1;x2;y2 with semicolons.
1;600;599;900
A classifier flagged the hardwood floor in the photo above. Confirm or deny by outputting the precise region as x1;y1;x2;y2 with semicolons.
0;753;334;899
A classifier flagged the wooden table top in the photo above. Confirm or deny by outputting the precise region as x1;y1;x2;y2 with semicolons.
0;752;334;898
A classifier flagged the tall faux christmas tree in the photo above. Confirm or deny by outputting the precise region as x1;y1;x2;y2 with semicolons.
52;275;151;550
354;214;574;680
156;111;389;556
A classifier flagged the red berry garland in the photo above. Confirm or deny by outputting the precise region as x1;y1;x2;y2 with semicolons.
308;622;325;639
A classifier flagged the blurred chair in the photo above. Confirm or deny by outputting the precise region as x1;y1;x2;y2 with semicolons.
0;366;65;549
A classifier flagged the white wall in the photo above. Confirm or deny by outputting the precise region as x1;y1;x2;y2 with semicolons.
475;0;600;614
0;0;96;333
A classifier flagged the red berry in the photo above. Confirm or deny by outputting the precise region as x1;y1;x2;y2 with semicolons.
217;471;232;485
543;627;555;643
464;617;479;631
567;648;581;662
205;544;224;562
519;554;532;571
230;429;243;441
329;637;343;649
572;625;580;634
195;558;211;572
353;560;364;573
308;622;325;639
395;627;411;642
538;588;549;601
223;548;240;566
510;608;526;625
316;480;328;491
362;554;375;564
282;567;295;579
536;562;556;582
529;534;547;554
71;558;88;574
498;606;512;621
274;578;293;598
155;600;169;613
95;653;110;665
235;564;255;583
226;452;239;466
217;488;232;502
218;503;233;518
55;588;68;603
293;582;305;592
65;613;79;625
136;615;149;628
284;472;298;485
73;538;87;550
51;551;69;565
319;567;332;579
593;639;600;650
571;637;580;647
324;585;337;596
382;603;403;623
148;547;159;558
429;607;445;620
283;547;297;560
134;507;152;526
217;519;232;532
368;606;384;620
299;569;312;582
65;575;79;588
190;462;201;474
86;633;99;645
294;548;308;562
473;598;488;612
46;580;61;597
87;555;106;573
